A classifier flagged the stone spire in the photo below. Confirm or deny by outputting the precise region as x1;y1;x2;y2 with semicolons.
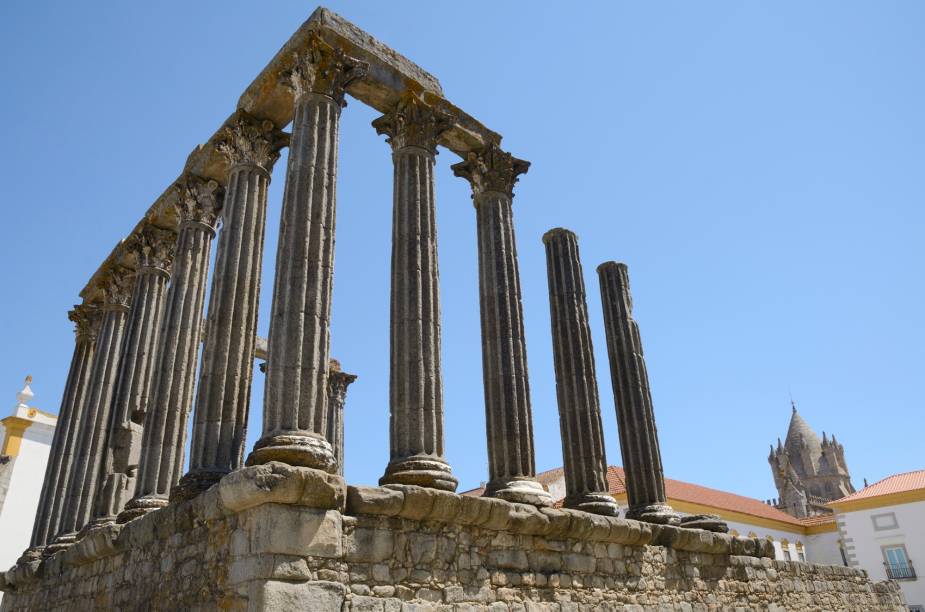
452;144;551;506
374;92;457;491
541;229;619;516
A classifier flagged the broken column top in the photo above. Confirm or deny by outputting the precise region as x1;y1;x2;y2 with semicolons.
79;6;502;303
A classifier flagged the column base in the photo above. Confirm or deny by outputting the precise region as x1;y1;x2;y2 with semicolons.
625;503;682;526
380;455;458;492
485;477;554;507
564;492;621;517
246;432;337;472
117;494;169;524
679;513;729;533
45;532;77;556
171;469;228;503
78;515;116;539
16;546;45;565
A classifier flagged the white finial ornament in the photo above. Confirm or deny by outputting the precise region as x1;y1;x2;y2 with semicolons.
16;375;34;408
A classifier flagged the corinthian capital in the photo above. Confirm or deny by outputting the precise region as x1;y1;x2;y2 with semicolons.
216;111;289;172
99;267;133;311
69;303;102;341
130;226;177;275
174;175;222;229
372;92;452;154
282;34;368;107
451;143;530;200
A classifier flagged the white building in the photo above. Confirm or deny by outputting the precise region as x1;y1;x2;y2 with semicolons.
0;378;57;572
830;470;925;612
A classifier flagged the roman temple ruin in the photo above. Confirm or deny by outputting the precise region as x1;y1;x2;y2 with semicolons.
0;7;906;611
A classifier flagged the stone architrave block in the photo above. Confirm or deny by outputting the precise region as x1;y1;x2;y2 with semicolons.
219;462;346;514
244;504;342;557
246;579;345;611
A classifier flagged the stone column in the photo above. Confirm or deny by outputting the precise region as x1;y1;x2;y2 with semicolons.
249;38;366;471
24;305;100;558
118;177;220;522
373;93;457;491
175;111;286;500
55;269;132;543
325;360;357;476
597;262;702;527
451;144;551;506
86;226;175;530
542;229;619;516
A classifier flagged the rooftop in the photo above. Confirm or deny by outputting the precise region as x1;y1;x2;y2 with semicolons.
829;469;925;508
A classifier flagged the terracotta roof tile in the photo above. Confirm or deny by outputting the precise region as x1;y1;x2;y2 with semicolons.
464;465;816;527
830;469;925;504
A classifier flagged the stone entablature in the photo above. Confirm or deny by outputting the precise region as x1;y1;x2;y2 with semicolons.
0;465;905;611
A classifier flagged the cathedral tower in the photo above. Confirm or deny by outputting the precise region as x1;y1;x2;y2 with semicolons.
768;402;855;518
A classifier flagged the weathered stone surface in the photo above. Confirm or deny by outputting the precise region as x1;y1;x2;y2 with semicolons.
219;462;346;513
176;112;287;500
597;262;685;527
541;229;619;517
0;479;905;611
120;176;220;523
253;38;364;472
452;145;550;508
57;269;132;541
90;225;176;528
327;364;357;475
27;304;100;552
376;93;457;492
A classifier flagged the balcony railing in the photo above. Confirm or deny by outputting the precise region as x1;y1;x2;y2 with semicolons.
885;562;916;580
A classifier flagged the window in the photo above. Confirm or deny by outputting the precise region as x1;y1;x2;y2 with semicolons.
883;545;916;580
783;549;792;561
871;513;899;531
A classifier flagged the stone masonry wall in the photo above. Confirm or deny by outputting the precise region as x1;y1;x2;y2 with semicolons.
0;463;905;611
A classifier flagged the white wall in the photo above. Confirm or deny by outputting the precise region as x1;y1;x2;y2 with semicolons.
838;499;925;609
0;423;54;571
715;518;824;563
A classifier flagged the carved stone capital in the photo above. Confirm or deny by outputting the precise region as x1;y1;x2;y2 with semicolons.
99;267;133;311
68;303;101;341
452;143;530;199
282;33;368;107
372;92;452;154
174;175;222;230
130;226;176;276
216;111;289;172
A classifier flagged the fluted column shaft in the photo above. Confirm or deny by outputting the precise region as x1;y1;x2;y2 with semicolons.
542;229;618;516
119;178;220;522
56;272;132;542
176;112;285;499
597;262;675;522
325;363;357;476
452;145;550;506
374;93;457;491
88;228;175;529
252;41;365;470
26;305;100;555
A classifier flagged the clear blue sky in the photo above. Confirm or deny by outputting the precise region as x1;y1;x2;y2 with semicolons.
1;2;922;501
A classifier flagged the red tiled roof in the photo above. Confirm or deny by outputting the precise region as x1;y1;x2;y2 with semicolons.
830;469;925;504
797;514;838;527
463;465;820;527
600;466;806;526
